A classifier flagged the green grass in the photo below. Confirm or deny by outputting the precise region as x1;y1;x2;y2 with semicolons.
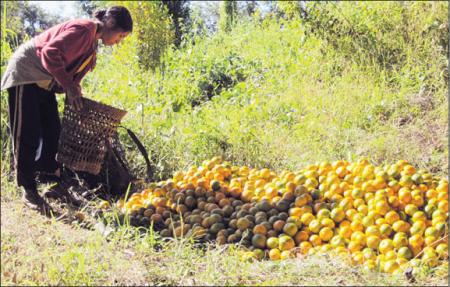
75;2;448;179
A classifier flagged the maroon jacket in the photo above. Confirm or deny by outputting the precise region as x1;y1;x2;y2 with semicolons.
34;19;98;92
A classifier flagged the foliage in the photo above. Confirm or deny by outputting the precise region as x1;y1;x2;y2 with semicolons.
111;1;174;71
1;3;17;175
300;2;448;90
276;1;304;19
243;0;258;17
1;3;14;73
162;0;191;48
0;1;61;45
193;51;255;107
20;2;62;36
219;1;238;33
189;2;221;35
77;0;98;17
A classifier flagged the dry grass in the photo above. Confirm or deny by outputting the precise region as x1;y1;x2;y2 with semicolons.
1;200;149;286
1;189;448;286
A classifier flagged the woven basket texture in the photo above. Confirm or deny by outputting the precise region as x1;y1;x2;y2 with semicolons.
56;98;127;175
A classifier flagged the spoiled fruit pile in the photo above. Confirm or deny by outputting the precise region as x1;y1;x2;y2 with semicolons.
115;157;448;274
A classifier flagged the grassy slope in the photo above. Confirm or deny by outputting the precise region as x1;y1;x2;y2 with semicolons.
1;2;448;286
81;2;448;179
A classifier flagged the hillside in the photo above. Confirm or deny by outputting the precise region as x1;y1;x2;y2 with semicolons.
1;1;448;286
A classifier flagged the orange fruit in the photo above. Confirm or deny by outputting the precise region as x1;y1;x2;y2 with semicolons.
251;234;267;248
237;218;252;231
299;241;313;254
300;213;315;225
366;236;380;249
283;222;298;237
379;239;394;254
266;237;279;249
294;230;309;245
279;235;295;251
253;224;267;235
319;227;334;242
392;220;410;233
309;234;322;247
308;219;321;234
384;211;400;225
269;248;281;260
273;220;286;232
339;226;352;239
321;218;335;229
331;208;346;222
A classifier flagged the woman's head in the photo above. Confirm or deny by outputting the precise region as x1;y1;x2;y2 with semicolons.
94;6;133;46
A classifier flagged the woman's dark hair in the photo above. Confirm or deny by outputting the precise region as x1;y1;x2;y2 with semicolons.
94;6;133;32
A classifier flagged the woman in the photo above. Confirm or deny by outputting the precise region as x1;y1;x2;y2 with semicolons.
1;6;133;215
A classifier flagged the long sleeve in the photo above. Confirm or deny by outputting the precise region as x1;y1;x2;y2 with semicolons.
40;26;92;90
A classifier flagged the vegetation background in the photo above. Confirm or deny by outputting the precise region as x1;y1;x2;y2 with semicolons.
1;1;448;285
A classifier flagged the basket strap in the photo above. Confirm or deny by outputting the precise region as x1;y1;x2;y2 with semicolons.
107;137;134;180
119;126;154;182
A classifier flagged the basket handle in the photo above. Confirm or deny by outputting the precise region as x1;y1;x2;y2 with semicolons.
119;126;154;182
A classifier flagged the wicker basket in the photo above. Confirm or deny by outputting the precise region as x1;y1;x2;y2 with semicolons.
56;98;127;175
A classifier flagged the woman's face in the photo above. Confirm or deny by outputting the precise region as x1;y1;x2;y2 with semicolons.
101;29;130;46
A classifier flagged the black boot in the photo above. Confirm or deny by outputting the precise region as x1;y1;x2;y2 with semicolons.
21;187;54;216
35;172;61;184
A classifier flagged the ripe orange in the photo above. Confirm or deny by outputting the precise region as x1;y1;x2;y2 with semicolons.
319;227;334;242
269;248;281;260
279;235;295;251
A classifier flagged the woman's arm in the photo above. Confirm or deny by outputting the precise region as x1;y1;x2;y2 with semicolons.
66;84;83;110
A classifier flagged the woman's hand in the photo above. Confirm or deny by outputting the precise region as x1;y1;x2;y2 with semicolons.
66;85;83;111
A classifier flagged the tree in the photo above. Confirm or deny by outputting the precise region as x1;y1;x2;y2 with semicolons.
77;0;98;17
118;1;174;71
0;1;22;47
276;1;302;19
161;0;190;47
244;0;257;16
190;1;220;35
0;1;61;47
21;2;62;37
219;1;238;33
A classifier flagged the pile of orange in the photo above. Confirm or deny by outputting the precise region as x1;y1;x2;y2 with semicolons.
115;157;448;274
